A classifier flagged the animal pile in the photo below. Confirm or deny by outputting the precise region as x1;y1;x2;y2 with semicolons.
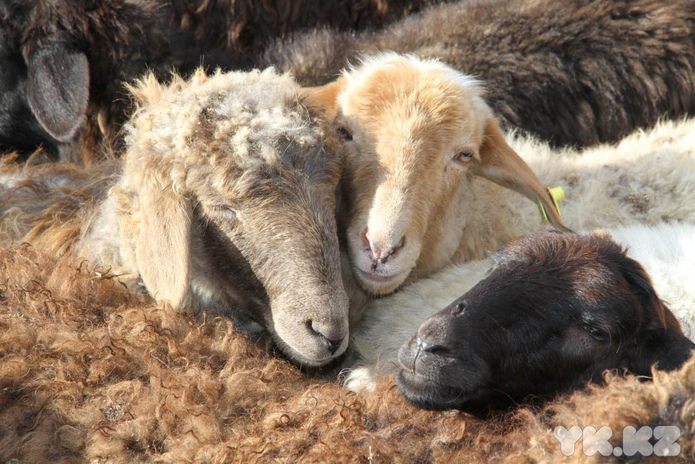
1;0;694;461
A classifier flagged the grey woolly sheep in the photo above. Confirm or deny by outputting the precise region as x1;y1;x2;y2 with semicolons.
0;68;351;367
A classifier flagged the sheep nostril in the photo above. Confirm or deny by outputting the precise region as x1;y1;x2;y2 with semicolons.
361;228;370;248
452;300;466;316
365;232;406;264
322;337;344;355
307;320;345;356
416;337;450;355
393;235;406;253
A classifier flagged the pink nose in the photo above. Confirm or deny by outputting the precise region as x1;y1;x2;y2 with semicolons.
362;229;405;264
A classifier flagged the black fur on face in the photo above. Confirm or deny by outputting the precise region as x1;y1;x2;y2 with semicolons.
397;232;695;413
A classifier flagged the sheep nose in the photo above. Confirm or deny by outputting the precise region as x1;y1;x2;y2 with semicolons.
308;320;345;356
416;337;450;355
322;337;344;355
363;229;405;264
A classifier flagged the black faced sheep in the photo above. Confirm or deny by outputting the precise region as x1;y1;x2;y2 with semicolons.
265;0;695;148
0;68;350;368
397;230;695;412
346;224;695;414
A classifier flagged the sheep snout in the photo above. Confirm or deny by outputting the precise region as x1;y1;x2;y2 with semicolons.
349;213;423;294
364;228;406;265
308;319;346;356
272;297;350;366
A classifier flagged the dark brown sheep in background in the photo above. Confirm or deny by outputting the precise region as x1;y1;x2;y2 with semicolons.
0;0;438;164
0;0;180;163
263;0;695;148
170;0;443;64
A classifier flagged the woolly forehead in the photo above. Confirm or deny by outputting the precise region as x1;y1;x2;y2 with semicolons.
492;233;628;269
125;68;341;193
339;54;489;157
487;233;650;324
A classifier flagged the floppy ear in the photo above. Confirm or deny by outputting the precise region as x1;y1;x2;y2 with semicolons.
621;256;695;373
135;184;193;310
471;118;571;232
26;42;89;143
300;78;345;120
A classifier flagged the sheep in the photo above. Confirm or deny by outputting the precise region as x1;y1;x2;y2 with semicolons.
0;68;351;368
399;229;695;412
1;240;694;462
345;224;695;410
170;0;443;64
0;0;440;164
300;53;695;300
0;0;190;163
264;0;695;148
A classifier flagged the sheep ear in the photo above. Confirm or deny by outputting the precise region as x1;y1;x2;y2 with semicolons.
471;118;571;232
621;256;695;373
136;185;193;310
300;78;345;120
26;42;90;143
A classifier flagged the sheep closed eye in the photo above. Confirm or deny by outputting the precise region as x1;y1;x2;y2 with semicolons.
337;126;353;141
208;205;237;221
583;325;608;342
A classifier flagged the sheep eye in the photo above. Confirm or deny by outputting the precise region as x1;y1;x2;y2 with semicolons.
452;300;466;316
583;326;608;342
453;150;473;163
208;205;237;221
337;126;353;141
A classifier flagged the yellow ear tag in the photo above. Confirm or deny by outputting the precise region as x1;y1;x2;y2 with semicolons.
538;186;565;222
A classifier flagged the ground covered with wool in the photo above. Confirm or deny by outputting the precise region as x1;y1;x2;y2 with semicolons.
1;244;693;463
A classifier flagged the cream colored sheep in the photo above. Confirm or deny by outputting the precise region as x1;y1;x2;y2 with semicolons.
0;68;351;367
303;53;695;300
345;222;695;394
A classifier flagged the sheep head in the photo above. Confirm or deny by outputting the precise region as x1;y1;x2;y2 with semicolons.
397;232;695;412
117;69;349;367
0;0;178;163
303;53;569;296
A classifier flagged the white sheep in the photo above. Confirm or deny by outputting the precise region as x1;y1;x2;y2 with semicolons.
303;53;695;301
0;68;350;368
345;222;695;393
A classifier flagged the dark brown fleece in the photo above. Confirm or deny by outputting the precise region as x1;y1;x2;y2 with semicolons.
263;0;695;148
0;0;441;164
0;0;184;164
169;0;442;64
